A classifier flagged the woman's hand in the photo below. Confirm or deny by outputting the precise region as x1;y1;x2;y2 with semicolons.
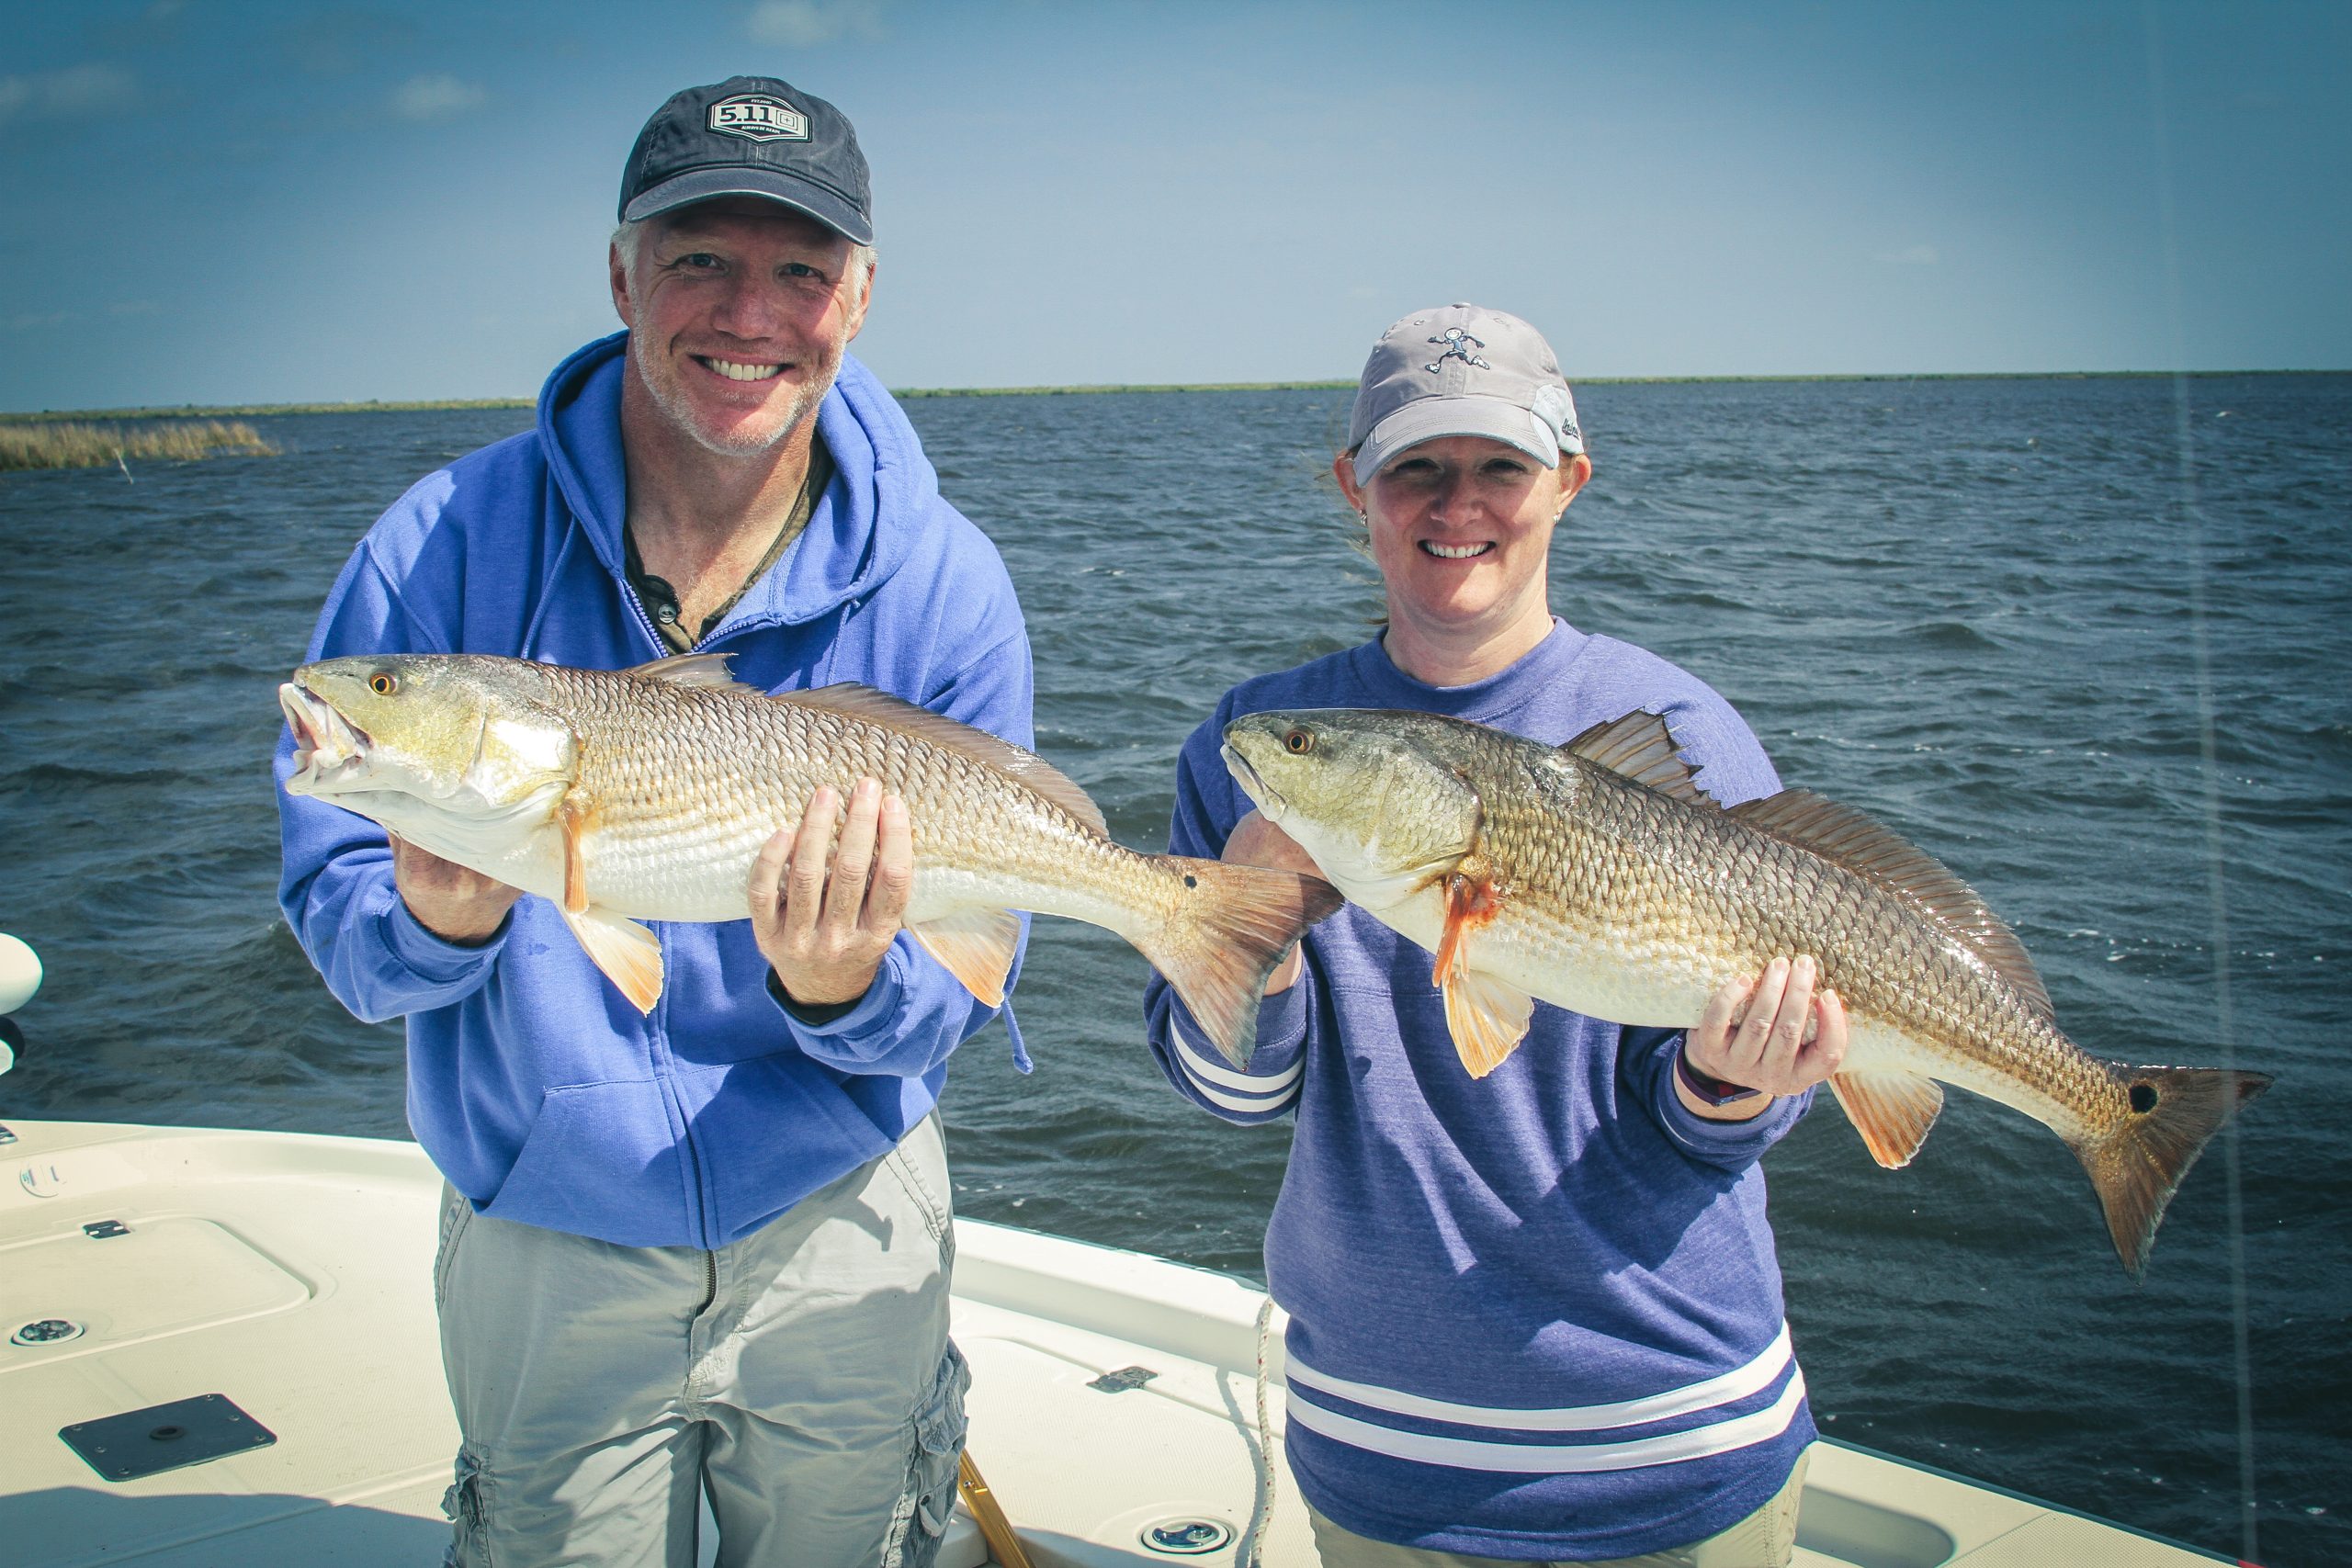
1223;810;1322;995
751;778;914;1010
1679;955;1849;1120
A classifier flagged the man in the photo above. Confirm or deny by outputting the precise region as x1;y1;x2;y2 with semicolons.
277;76;1026;1567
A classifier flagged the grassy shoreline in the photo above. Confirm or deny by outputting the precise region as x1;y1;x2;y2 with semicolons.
0;419;279;472
4;367;2339;423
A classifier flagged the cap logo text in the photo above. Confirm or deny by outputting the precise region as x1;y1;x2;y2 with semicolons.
707;94;809;142
1425;327;1491;373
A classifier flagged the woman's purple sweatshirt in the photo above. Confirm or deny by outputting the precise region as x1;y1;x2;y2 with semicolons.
1144;621;1817;1562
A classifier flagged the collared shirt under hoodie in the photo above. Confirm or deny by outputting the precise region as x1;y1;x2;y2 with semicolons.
1144;622;1817;1562
276;332;1035;1250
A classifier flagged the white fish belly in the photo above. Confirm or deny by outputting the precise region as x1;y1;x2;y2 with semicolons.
345;791;569;904
580;817;1153;941
1368;886;1717;1030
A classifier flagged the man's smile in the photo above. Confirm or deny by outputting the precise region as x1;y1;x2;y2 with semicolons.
694;355;785;382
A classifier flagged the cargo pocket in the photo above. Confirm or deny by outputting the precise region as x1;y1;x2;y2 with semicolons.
880;1339;971;1568
439;1445;491;1568
432;1184;474;1315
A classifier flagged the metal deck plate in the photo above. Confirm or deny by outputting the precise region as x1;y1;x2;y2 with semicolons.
59;1393;277;1482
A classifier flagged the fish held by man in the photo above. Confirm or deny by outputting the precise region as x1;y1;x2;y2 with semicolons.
1220;705;2269;1277
278;652;1340;1061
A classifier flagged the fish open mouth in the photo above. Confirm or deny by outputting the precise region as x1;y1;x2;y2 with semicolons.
278;682;369;793
1220;740;1284;819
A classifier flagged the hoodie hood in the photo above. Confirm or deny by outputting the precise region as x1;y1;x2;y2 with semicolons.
533;330;938;631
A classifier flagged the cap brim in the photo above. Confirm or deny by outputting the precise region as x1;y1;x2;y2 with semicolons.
1352;396;1562;485
621;167;872;244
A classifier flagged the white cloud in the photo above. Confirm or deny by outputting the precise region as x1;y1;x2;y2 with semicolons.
0;63;136;123
392;73;487;123
747;0;889;48
6;311;74;333
109;300;162;318
1879;244;1941;266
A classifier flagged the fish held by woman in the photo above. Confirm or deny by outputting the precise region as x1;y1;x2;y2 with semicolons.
1221;705;2269;1277
279;651;1340;1061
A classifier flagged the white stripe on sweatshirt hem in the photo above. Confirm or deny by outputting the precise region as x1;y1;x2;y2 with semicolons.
1283;1367;1808;1474
1283;1323;1794;1433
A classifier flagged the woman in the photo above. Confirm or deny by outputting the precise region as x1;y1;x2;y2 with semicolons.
1144;304;1845;1566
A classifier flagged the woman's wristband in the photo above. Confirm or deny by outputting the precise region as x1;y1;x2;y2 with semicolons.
1675;1044;1763;1105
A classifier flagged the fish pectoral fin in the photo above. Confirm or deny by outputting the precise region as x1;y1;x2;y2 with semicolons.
908;908;1023;1008
1827;1066;1946;1168
1432;871;1529;1077
559;797;593;914
1430;868;1501;990
562;905;664;1014
1441;967;1534;1079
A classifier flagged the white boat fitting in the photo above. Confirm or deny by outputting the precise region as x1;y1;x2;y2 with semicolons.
0;1115;2233;1568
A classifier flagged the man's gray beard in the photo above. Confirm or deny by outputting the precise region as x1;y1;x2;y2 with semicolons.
636;350;835;459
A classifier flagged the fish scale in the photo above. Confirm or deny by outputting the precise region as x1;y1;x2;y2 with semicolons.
1221;705;2268;1277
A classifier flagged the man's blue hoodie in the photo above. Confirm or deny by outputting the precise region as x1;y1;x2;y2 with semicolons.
276;332;1032;1249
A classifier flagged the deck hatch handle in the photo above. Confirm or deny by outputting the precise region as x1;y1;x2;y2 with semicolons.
83;1219;130;1239
1088;1365;1159;1393
59;1393;277;1482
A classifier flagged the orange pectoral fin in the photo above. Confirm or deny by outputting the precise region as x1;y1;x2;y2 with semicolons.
1827;1067;1946;1168
1430;872;1500;990
562;905;665;1014
1431;872;1531;1077
559;798;593;915
908;908;1022;1008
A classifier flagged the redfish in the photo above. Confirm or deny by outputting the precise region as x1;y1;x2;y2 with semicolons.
1221;706;2268;1277
280;652;1339;1060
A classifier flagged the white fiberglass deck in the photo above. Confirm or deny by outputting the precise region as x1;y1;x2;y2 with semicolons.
0;1120;2226;1567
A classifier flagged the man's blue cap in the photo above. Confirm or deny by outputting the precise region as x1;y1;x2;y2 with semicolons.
618;76;872;244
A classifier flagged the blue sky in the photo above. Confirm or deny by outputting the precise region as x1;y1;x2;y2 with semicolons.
3;0;2346;409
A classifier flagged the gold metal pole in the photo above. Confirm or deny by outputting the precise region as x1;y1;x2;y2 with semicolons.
957;1450;1035;1568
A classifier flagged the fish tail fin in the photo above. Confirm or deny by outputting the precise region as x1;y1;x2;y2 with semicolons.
1140;858;1343;1068
2074;1062;2272;1280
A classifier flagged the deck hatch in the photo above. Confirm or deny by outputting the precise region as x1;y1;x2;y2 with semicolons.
59;1393;278;1481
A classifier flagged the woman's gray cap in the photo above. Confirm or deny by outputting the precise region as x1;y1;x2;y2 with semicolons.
618;75;872;244
1347;304;1584;484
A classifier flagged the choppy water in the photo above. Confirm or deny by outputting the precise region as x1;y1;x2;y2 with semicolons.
2;375;2346;1566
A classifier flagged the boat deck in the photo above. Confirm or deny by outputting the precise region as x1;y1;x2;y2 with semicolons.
0;1120;2228;1566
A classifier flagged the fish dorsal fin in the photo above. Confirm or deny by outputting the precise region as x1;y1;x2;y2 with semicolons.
1563;711;1718;807
779;683;1109;837
628;652;762;694
1729;789;2054;1018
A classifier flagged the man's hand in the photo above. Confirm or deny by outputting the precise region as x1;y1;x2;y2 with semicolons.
1679;955;1849;1121
751;778;913;1010
1222;809;1323;996
390;834;521;945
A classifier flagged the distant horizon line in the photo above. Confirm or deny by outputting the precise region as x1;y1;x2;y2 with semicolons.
4;367;2342;421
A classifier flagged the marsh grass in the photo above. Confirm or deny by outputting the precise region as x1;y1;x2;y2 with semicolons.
0;419;279;472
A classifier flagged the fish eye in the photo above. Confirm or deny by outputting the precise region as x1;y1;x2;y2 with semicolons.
368;672;398;696
1284;728;1315;755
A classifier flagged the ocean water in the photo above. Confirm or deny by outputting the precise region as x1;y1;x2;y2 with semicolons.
2;375;2346;1566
